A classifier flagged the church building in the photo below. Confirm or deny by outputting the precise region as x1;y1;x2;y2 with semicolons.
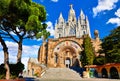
27;5;102;77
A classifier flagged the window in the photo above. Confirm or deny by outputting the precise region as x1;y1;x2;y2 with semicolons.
54;54;58;63
83;31;86;34
59;34;61;37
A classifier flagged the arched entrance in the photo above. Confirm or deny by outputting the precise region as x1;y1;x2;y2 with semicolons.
32;68;34;76
53;41;82;68
65;57;71;68
110;67;119;79
101;68;108;78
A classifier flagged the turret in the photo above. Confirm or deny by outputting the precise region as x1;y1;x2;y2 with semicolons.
85;16;91;37
58;13;64;23
80;10;85;20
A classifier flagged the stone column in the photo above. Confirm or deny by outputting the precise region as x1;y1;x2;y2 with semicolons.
118;73;120;79
41;42;46;64
106;68;110;78
107;73;111;78
98;73;102;78
70;58;72;66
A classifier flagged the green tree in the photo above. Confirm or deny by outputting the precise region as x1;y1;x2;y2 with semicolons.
93;56;105;65
0;0;49;79
0;0;49;63
102;26;120;63
81;35;95;67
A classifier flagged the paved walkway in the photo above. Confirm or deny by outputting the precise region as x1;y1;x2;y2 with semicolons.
24;77;120;81
23;68;120;81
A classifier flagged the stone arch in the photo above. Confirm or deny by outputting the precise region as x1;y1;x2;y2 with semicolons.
110;67;119;79
54;40;83;50
61;46;77;67
60;46;77;54
54;40;82;54
101;68;108;78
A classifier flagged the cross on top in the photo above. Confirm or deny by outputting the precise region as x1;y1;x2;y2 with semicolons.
69;4;73;9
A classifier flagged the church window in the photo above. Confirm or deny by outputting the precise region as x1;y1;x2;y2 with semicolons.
83;31;86;34
54;54;58;63
59;34;61;37
70;27;76;36
66;22;69;26
78;54;81;60
82;26;84;29
61;22;63;24
72;18;74;21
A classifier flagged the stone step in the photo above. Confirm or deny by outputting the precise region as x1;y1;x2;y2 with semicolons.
40;68;81;80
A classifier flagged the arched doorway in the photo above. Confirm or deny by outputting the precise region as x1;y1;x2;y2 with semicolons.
101;68;108;78
53;41;82;68
65;57;71;68
110;67;119;79
32;68;34;76
72;58;80;67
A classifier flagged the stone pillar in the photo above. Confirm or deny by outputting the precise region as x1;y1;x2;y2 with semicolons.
70;58;72;66
106;67;110;78
107;73;111;78
98;73;102;78
41;43;45;64
119;73;120;79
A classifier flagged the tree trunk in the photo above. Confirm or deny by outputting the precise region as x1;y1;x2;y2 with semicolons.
5;62;10;79
17;41;22;63
0;36;10;79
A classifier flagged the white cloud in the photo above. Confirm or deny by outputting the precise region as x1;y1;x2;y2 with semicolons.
46;21;55;36
0;51;4;63
21;57;29;70
115;8;120;17
35;21;54;41
51;0;58;2
0;41;40;69
107;17;120;26
107;8;120;26
93;0;118;17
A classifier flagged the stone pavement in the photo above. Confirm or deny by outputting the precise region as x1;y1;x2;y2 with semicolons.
23;68;120;81
28;78;120;81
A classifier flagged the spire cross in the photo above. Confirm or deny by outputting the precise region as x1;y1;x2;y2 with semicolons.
69;4;73;9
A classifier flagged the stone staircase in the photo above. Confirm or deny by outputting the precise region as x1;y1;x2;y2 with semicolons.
40;68;81;80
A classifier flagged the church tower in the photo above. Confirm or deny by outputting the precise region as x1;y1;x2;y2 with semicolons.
54;5;91;38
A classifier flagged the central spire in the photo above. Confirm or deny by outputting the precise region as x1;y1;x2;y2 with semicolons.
68;4;76;22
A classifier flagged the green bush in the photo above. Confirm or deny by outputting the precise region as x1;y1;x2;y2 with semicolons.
0;62;24;79
0;64;6;79
10;62;24;78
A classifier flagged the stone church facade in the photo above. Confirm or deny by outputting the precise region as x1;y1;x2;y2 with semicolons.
27;5;102;77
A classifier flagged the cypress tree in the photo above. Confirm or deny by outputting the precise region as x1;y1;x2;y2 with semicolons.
81;35;95;67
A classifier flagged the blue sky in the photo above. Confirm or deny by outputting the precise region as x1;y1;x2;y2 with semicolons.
0;0;120;69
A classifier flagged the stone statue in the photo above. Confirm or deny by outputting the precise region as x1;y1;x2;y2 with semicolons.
94;30;99;39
